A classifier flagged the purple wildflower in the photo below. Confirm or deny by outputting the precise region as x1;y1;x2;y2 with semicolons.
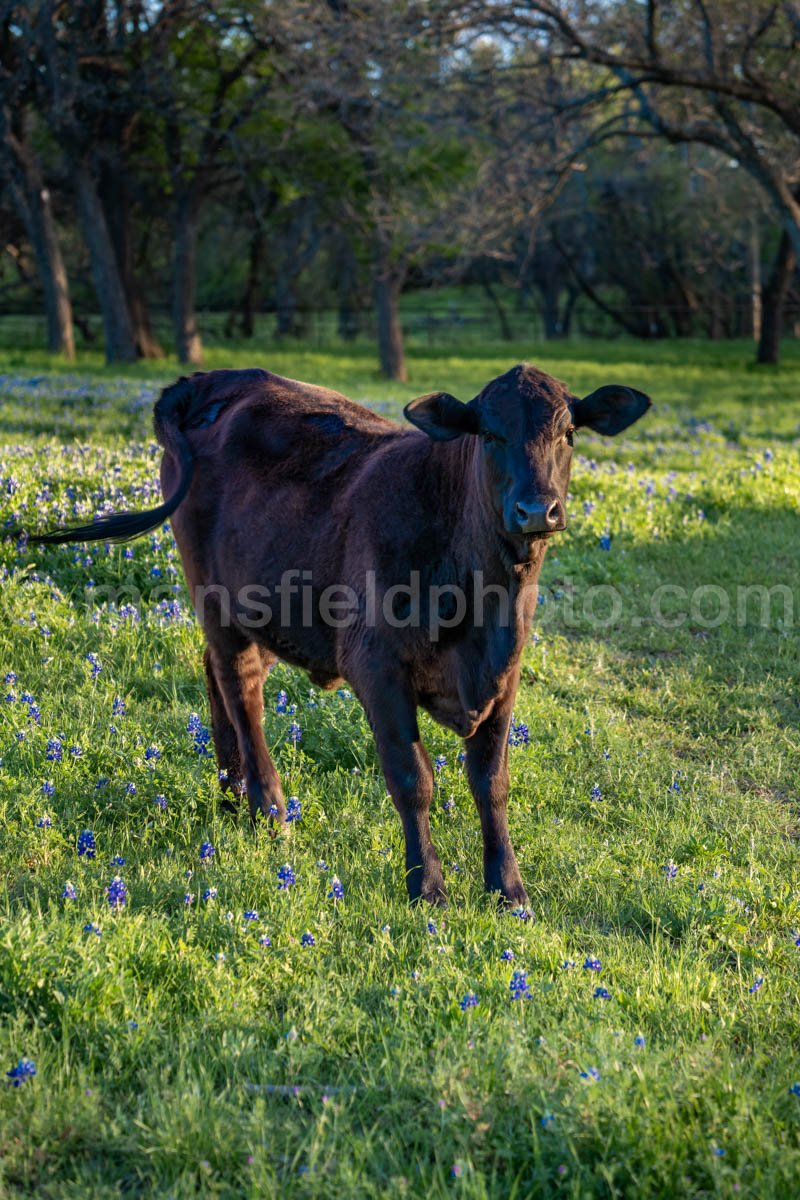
77;830;96;859
328;876;344;900
277;863;296;890
106;876;127;909
6;1059;36;1087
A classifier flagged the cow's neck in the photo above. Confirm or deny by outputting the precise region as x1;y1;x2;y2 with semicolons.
438;436;549;588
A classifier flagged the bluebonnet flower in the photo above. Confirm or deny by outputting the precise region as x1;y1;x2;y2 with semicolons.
123;547;134;559
590;784;603;802
540;1113;555;1128
561;960;576;970
510;970;531;1000
112;697;127;716
500;948;515;962
510;905;531;920
46;738;63;762
199;841;215;862
187;713;211;756
202;887;217;901
793;931;800;948
69;745;82;758
328;876;344;900
41;781;55;798
580;1067;600;1082
582;500;595;516
789;1083;800;1097
508;718;529;747
106;877;128;909
27;701;41;725
286;796;302;822
6;1059;36;1087
300;931;315;947
459;992;479;1011
184;894;194;906
124;782;136;796
243;909;259;922
77;830;96;859
154;794;168;811
61;881;77;900
662;861;678;879
337;687;352;700
288;722;302;743
144;745;161;762
95;778;109;789
434;755;447;772
4;672;17;684
712;1147;725;1157
277;863;296;890
668;778;680;793
83;922;102;936
634;1035;646;1047
316;860;329;872
599;534;612;551
427;919;437;934
441;796;455;813
593;986;611;1000
268;804;279;818
275;690;289;713
85;653;102;680
583;957;601;972
36;814;52;828
749;977;764;994
111;855;125;866
259;935;272;947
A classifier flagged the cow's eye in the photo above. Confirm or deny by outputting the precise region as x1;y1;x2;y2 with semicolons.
482;429;503;446
565;428;575;446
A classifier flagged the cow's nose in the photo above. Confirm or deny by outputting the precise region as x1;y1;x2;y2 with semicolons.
514;497;565;534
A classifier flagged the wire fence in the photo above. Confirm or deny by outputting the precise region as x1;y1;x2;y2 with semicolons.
0;299;798;353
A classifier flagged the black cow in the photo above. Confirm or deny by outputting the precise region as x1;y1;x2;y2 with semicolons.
31;363;650;906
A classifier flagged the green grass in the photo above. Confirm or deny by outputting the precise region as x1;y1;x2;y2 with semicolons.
1;334;799;1197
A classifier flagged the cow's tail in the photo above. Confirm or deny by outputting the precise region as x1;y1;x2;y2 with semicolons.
24;378;197;546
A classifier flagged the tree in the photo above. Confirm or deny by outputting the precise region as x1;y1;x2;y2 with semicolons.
480;0;800;361
0;15;74;358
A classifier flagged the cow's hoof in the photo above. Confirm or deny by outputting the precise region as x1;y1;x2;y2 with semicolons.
408;868;448;907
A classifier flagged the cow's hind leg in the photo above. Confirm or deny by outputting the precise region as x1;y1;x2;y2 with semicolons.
206;634;285;826
358;673;445;905
204;647;244;811
463;677;529;908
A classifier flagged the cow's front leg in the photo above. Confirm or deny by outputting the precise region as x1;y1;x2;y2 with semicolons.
464;679;529;908
359;676;446;905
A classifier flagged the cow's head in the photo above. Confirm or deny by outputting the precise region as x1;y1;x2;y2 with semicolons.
404;363;650;538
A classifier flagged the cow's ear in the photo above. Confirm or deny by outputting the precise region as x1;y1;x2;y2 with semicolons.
573;385;651;436
403;392;480;441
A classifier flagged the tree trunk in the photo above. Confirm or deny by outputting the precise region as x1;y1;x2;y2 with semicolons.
100;169;164;359
241;228;266;338
757;231;796;365
373;247;406;381
25;184;74;359
482;278;513;340
2;135;74;359
336;237;360;341
73;163;137;363
173;191;202;364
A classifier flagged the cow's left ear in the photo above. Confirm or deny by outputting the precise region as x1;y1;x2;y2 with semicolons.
404;392;480;441
573;385;652;436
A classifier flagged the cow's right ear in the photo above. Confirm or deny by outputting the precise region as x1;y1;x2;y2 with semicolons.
403;392;480;441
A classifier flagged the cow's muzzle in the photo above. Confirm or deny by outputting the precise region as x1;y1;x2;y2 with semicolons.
507;496;566;536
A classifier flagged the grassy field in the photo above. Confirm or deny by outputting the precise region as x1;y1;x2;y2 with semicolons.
1;335;799;1198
